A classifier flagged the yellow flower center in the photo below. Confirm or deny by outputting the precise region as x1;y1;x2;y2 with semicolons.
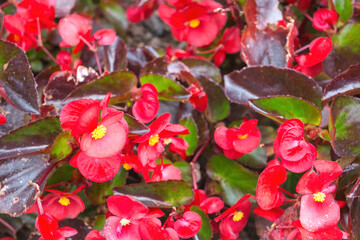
123;163;132;170
189;19;200;28
91;125;107;140
238;134;248;140
120;218;131;226
313;192;326;202
163;138;172;145
14;34;21;41
149;134;160;146
233;211;244;222
58;196;70;206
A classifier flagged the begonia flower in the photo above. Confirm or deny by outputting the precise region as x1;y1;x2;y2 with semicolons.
256;159;287;210
173;211;202;238
159;1;227;47
134;113;189;170
36;213;77;240
312;9;338;31
291;220;345;240
273;118;316;173
187;84;208;112
126;0;157;23
186;189;224;214
0;114;6;125
213;26;242;66
219;199;251;240
295;37;332;68
132;83;159;123
85;230;105;240
253;207;285;222
139;217;179;240
101;195;149;239
214;119;261;159
149;164;182;182
42;186;85;220
296;160;342;232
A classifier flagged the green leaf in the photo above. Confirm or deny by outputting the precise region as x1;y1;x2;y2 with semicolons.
50;131;75;162
100;2;128;35
123;114;149;136
333;23;360;53
190;206;212;240
333;0;353;23
0;117;63;160
179;115;198;155
140;74;190;101
64;71;137;103
237;147;267;169
207;155;258;206
182;58;222;83
330;96;360;157
198;75;230;122
113;180;194;207
173;161;192;184
249;96;322;125
0;41;39;114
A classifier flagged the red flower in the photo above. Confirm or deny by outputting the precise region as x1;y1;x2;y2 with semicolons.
219;199;251;240
253;207;285;222
214;119;261;159
159;1;227;47
42;187;85;220
56;50;82;72
188;84;208;112
149;164;182;182
292;220;345;240
312;9;338;31
126;0;157;23
36;213;77;240
256;159;287;210
173;211;202;238
101;195;149;239
295;37;332;68
132;83;159;123
85;230;105;240
0;114;6;125
273;119;316;173
213;26;242;66
139;217;179;240
296;160;342;232
134;113;189;169
186;189;224;214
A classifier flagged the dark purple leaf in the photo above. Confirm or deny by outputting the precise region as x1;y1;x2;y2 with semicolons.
59;219;91;240
0;99;29;137
244;0;282;34
0;153;55;216
224;66;323;109
241;24;295;68
126;47;159;76
330;96;360;157
323;48;360;78
0;41;39;114
324;64;360;102
35;65;60;90
123;114;149;136
182;58;222;83
0;117;62;160
64;71;137;103
350;197;360;240
103;36;127;72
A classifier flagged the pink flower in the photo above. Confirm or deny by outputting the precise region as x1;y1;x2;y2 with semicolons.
132;83;159;123
214;119;261;159
173;211;202;238
313;9;338;31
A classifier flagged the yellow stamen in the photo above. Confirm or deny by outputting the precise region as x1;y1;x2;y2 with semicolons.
238;134;248;140
233;211;244;222
91;125;107;140
163;138;172;145
189;19;200;28
14;34;21;41
120;218;131;226
58;196;70;206
123;163;132;170
149;134;160;146
313;192;326;202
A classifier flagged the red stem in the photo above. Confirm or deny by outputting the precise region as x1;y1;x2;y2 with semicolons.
279;187;297;199
0;217;16;239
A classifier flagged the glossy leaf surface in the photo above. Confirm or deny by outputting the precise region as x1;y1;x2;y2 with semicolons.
182;58;222;83
179;115;198;155
113;180;193;207
330;96;360;157
333;0;353;23
103;36;127;72
207;155;258;205
249;96;322;125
